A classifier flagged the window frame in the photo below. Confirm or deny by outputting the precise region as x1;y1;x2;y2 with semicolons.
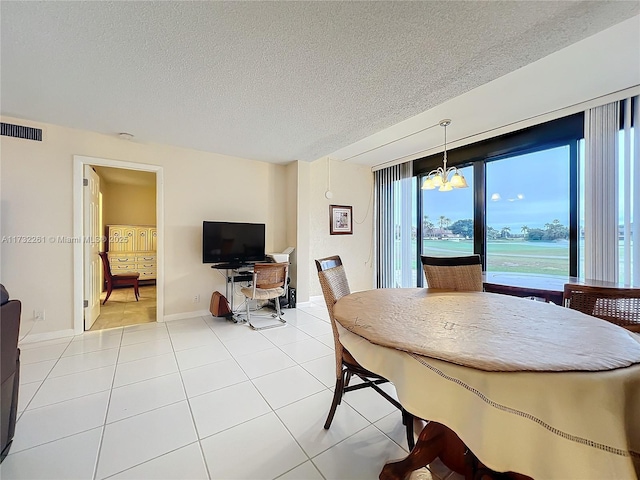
413;113;583;284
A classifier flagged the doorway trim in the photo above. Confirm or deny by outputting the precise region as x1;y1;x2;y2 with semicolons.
73;155;164;335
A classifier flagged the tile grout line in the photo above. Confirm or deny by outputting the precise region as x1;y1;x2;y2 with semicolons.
6;425;105;458
41;351;120;380
14;309;417;480
167;319;215;480
99;441;202;480
206;310;327;478
15;337;79;422
92;327;125;480
208;308;397;478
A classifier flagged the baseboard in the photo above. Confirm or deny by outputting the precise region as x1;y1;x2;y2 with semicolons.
309;295;324;303
20;328;76;345
295;301;312;308
163;310;211;322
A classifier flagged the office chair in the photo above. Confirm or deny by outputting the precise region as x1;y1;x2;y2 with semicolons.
240;262;288;330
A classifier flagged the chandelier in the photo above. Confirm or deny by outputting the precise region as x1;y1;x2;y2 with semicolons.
421;119;468;191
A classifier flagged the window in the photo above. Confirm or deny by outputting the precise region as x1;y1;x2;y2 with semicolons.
409;113;583;286
420;165;474;260
381;100;637;287
485;146;571;276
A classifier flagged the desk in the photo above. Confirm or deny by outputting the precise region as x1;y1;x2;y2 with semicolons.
333;289;640;479
211;264;253;316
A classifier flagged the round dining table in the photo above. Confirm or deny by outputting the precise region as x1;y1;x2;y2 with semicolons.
333;288;640;480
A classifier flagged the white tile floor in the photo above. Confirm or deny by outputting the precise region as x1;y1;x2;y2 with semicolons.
2;299;458;480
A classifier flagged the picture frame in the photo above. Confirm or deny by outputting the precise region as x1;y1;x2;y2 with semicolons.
329;205;353;235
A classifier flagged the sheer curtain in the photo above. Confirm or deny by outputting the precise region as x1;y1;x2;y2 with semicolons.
583;96;638;284
375;161;414;288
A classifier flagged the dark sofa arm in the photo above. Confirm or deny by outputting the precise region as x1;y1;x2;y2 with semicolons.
0;284;21;460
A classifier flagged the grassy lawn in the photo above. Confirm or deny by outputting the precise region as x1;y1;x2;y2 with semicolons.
422;239;569;276
405;239;630;282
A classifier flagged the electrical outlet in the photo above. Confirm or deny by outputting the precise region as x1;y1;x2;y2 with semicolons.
193;294;200;303
34;309;45;321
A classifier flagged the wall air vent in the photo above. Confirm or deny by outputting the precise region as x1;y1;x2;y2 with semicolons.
1;122;42;141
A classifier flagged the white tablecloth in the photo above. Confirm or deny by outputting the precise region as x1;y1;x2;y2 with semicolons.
334;290;640;372
337;325;640;479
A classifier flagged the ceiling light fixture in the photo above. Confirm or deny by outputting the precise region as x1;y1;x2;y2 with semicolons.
421;119;468;191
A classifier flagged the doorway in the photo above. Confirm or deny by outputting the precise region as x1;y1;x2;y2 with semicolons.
72;156;164;335
92;166;157;330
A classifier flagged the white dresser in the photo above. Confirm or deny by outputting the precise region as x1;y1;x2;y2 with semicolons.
106;225;157;281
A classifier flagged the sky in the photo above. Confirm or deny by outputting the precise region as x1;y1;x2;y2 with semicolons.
423;145;570;232
421;133;635;232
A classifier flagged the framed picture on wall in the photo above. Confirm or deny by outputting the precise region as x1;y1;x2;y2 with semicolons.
330;205;353;235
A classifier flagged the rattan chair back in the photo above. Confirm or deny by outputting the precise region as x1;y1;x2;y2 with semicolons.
421;255;483;291
314;255;415;448
563;284;640;332
253;263;288;289
316;256;351;377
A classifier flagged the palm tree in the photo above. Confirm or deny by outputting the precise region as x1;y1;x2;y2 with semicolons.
423;216;435;238
438;215;451;233
501;226;511;238
521;225;529;236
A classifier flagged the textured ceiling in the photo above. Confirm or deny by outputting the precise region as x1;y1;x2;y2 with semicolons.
1;1;638;164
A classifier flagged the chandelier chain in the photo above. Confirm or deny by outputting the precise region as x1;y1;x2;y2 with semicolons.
421;119;468;191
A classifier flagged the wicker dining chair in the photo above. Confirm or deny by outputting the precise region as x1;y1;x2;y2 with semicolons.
421;255;483;291
315;255;415;450
563;284;640;332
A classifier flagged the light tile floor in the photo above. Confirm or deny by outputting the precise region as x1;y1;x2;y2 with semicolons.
90;285;157;331
3;298;462;480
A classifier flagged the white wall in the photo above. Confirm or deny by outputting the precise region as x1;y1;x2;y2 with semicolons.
285;162;299;292
0;117;289;336
307;158;375;297
296;161;311;302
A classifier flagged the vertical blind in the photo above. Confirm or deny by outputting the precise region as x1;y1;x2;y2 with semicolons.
584;101;619;282
625;96;639;285
375;161;413;288
584;95;638;285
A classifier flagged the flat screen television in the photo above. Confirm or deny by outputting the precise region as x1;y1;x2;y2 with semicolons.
202;221;266;264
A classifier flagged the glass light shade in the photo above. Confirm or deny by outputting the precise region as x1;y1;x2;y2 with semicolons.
450;173;468;188
421;178;435;190
439;182;453;192
432;174;443;187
